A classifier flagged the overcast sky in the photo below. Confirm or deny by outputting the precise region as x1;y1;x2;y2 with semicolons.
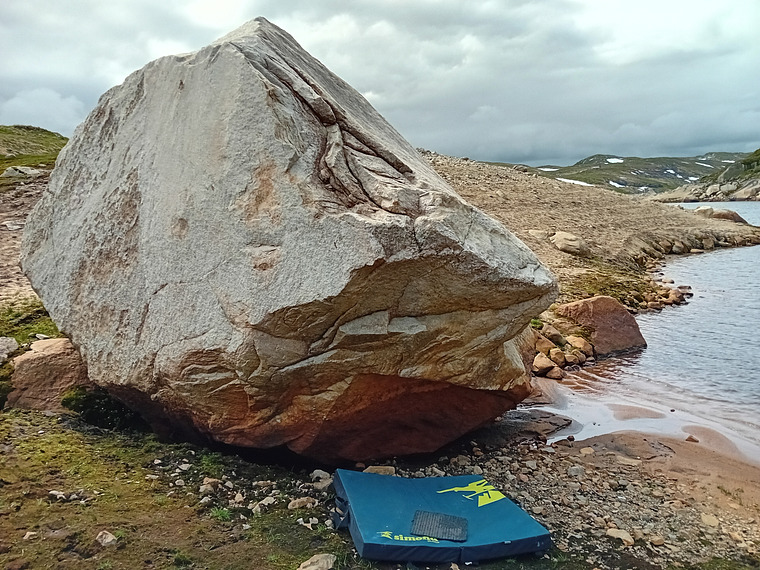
1;1;758;166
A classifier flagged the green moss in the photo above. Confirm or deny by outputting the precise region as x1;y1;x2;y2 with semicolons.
172;551;193;567
0;297;60;344
198;451;226;478
61;386;148;431
560;264;657;310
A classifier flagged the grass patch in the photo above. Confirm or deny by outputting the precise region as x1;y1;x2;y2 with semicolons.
0;297;60;344
209;506;231;522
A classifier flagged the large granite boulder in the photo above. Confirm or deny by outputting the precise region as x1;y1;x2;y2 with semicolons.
21;18;557;461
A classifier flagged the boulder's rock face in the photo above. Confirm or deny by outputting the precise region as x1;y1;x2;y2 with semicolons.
5;339;91;412
21;18;557;461
553;296;646;357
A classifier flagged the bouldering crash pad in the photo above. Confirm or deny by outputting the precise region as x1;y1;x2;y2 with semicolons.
333;469;551;563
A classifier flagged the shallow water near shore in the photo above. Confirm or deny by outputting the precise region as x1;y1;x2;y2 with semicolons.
540;201;760;462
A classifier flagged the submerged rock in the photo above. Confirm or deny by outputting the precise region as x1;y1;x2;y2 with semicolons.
21;18;556;461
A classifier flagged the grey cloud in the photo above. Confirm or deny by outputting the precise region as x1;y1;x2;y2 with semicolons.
0;0;757;164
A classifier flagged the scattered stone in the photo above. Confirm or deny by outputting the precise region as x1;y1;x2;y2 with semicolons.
650;535;666;546
288;497;318;510
565;335;593;356
532;353;555;375
606;528;635;546
95;530;118;547
701;513;720;528
534;334;557;356
544;366;566;380
297;516;320;530
685;434;699;443
527;229;552;240
1;166;43;178
363;465;396;476
579;447;595;456
313;477;334;491
297;553;337;570
548;347;566;367
549;231;591;257
567;465;585;478
615;456;642;467
540;324;566;346
48;490;67;501
22;532;37;540
174;479;185;487
310;469;331;482
0;337;19;363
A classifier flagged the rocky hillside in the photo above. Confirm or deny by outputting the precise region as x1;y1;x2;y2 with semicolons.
653;147;760;202
484;151;747;194
0;125;67;191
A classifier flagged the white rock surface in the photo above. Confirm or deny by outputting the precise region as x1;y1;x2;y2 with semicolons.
21;18;556;461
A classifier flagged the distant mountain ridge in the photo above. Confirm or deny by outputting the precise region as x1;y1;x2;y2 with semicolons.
653;148;760;202
485;151;749;194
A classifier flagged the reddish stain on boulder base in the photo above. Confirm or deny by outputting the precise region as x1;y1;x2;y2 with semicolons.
290;374;530;462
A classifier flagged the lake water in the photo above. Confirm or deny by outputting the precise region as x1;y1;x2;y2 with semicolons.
539;201;760;460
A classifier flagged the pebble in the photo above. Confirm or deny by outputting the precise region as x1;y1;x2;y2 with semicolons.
701;513;720;527
95;530;118;547
297;553;336;570
567;465;585;477
363;465;396;475
288;496;317;510
606;528;635;546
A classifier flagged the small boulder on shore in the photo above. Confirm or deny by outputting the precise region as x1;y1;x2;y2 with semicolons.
5;338;91;412
553;296;646;357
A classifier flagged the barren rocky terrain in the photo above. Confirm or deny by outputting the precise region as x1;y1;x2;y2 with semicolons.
2;151;760;569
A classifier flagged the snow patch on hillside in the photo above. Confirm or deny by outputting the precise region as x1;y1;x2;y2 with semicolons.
558;178;594;186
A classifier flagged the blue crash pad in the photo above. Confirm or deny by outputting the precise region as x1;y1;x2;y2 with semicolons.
333;469;551;563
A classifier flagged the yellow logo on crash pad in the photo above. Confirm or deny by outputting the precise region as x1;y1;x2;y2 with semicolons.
437;479;506;507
